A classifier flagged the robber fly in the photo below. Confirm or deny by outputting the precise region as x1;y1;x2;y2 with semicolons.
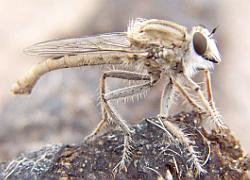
11;18;224;174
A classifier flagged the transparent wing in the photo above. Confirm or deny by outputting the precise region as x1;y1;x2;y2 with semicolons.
24;32;134;57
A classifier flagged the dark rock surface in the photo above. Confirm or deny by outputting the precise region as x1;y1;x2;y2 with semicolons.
1;112;249;179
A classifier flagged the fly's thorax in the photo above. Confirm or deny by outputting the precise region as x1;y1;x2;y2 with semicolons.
162;46;184;64
127;18;187;49
144;46;169;69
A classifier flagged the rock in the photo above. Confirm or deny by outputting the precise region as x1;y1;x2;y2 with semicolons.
1;112;249;179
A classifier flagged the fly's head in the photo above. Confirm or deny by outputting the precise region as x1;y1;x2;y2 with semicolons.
184;25;221;76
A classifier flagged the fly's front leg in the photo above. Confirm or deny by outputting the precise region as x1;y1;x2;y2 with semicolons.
181;74;225;129
202;69;217;112
202;69;226;129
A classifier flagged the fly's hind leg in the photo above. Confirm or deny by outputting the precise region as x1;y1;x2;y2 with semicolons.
85;70;154;173
100;71;153;173
85;70;150;142
106;82;154;173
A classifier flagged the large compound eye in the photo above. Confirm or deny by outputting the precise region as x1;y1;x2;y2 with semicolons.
193;32;207;55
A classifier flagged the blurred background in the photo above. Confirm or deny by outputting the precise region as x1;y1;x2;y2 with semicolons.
0;0;250;161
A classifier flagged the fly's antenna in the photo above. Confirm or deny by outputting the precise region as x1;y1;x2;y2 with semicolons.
209;26;218;37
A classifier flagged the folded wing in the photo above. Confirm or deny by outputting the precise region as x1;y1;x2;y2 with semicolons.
24;32;137;57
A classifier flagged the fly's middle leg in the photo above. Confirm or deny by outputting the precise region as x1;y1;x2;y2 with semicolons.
160;78;175;117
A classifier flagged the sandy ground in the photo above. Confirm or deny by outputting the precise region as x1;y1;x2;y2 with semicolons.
0;0;250;161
